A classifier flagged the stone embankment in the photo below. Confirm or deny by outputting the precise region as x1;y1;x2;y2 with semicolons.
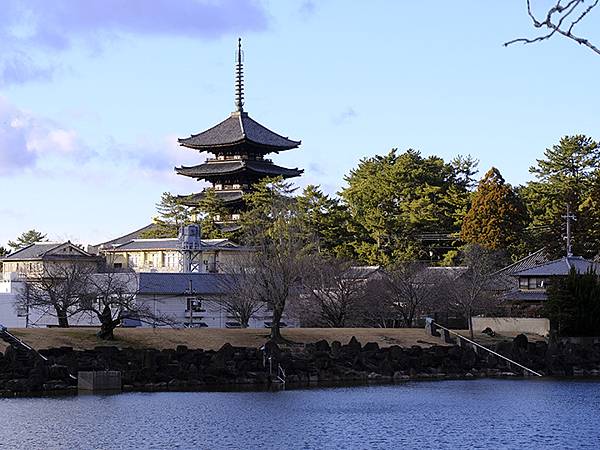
1;334;600;396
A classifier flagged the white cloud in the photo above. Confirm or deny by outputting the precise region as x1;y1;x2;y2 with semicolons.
0;95;88;174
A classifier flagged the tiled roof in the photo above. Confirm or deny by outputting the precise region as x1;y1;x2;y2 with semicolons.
513;256;600;277
3;242;95;261
93;223;159;250
502;289;547;303
177;190;245;206
175;160;303;179
138;272;231;295
497;248;550;275
106;238;238;252
178;112;300;151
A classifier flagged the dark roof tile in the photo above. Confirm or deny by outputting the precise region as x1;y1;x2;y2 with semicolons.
178;112;300;150
176;160;303;179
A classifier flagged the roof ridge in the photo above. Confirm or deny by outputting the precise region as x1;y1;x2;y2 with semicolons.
238;112;246;138
498;248;547;272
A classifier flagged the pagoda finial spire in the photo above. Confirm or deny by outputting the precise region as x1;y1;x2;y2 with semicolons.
235;38;244;112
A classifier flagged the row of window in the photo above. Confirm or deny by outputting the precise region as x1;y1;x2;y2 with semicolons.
519;277;551;290
127;252;180;268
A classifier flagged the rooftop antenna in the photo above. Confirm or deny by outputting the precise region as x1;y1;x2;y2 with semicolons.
235;38;244;112
563;204;576;257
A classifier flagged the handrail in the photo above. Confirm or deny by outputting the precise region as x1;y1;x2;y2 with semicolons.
429;319;543;377
0;325;48;362
277;364;286;384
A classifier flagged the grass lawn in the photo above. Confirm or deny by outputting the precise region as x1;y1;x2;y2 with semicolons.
0;327;449;352
0;327;544;352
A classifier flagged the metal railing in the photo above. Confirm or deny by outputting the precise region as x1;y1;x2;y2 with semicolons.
426;318;543;377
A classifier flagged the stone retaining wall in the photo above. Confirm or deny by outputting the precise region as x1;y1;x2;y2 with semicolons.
1;335;600;396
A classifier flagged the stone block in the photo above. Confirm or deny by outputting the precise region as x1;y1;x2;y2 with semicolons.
78;371;122;392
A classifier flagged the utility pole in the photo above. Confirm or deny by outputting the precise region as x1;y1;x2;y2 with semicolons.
562;204;576;257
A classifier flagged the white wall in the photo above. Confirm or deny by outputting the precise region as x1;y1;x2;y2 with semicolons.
472;317;550;337
136;294;298;329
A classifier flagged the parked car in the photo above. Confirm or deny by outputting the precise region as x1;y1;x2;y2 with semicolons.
225;321;242;329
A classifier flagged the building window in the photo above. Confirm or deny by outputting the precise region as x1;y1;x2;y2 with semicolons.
152;253;162;268
186;298;203;312
519;277;528;289
129;254;140;267
166;253;178;268
114;263;123;269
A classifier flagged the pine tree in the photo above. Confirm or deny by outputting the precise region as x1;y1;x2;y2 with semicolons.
522;135;600;258
141;192;192;238
340;149;473;264
8;229;48;250
460;167;527;256
295;185;353;257
194;188;229;239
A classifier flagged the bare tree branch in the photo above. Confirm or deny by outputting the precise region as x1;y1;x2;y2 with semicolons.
505;0;600;56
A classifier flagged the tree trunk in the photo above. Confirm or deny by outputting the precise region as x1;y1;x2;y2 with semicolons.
468;309;474;340
55;307;69;328
97;305;119;340
269;305;284;342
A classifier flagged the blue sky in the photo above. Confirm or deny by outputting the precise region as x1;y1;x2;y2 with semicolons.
0;0;599;247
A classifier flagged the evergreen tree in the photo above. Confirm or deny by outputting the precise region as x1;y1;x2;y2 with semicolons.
239;176;298;245
545;268;600;336
194;188;229;239
522;135;600;258
579;174;600;259
295;185;353;257
460;167;527;257
141;192;192;238
340;149;472;264
8;229;47;250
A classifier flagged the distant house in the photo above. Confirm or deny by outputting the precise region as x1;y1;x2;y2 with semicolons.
1;242;100;279
502;255;600;313
136;272;297;329
0;242;100;328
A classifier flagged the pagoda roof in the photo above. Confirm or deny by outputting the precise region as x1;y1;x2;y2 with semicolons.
175;160;303;179
177;190;245;206
178;112;301;151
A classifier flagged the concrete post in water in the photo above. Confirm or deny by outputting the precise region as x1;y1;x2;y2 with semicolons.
78;371;122;392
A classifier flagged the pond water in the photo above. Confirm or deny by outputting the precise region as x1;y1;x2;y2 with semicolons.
1;379;599;449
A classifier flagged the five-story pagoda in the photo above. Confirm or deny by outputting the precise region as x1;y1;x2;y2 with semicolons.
176;39;303;221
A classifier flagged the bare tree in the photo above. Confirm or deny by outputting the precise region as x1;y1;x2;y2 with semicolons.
505;0;600;56
356;285;398;328
301;257;369;327
17;264;92;327
239;176;313;341
380;262;445;328
251;237;309;341
440;245;504;339
82;269;173;340
216;256;264;328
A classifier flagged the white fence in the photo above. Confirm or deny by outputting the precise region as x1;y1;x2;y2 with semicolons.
472;317;550;337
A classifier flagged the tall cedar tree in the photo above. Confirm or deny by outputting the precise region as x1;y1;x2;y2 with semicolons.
340;149;476;264
460;167;527;257
8;229;47;250
522;135;600;258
